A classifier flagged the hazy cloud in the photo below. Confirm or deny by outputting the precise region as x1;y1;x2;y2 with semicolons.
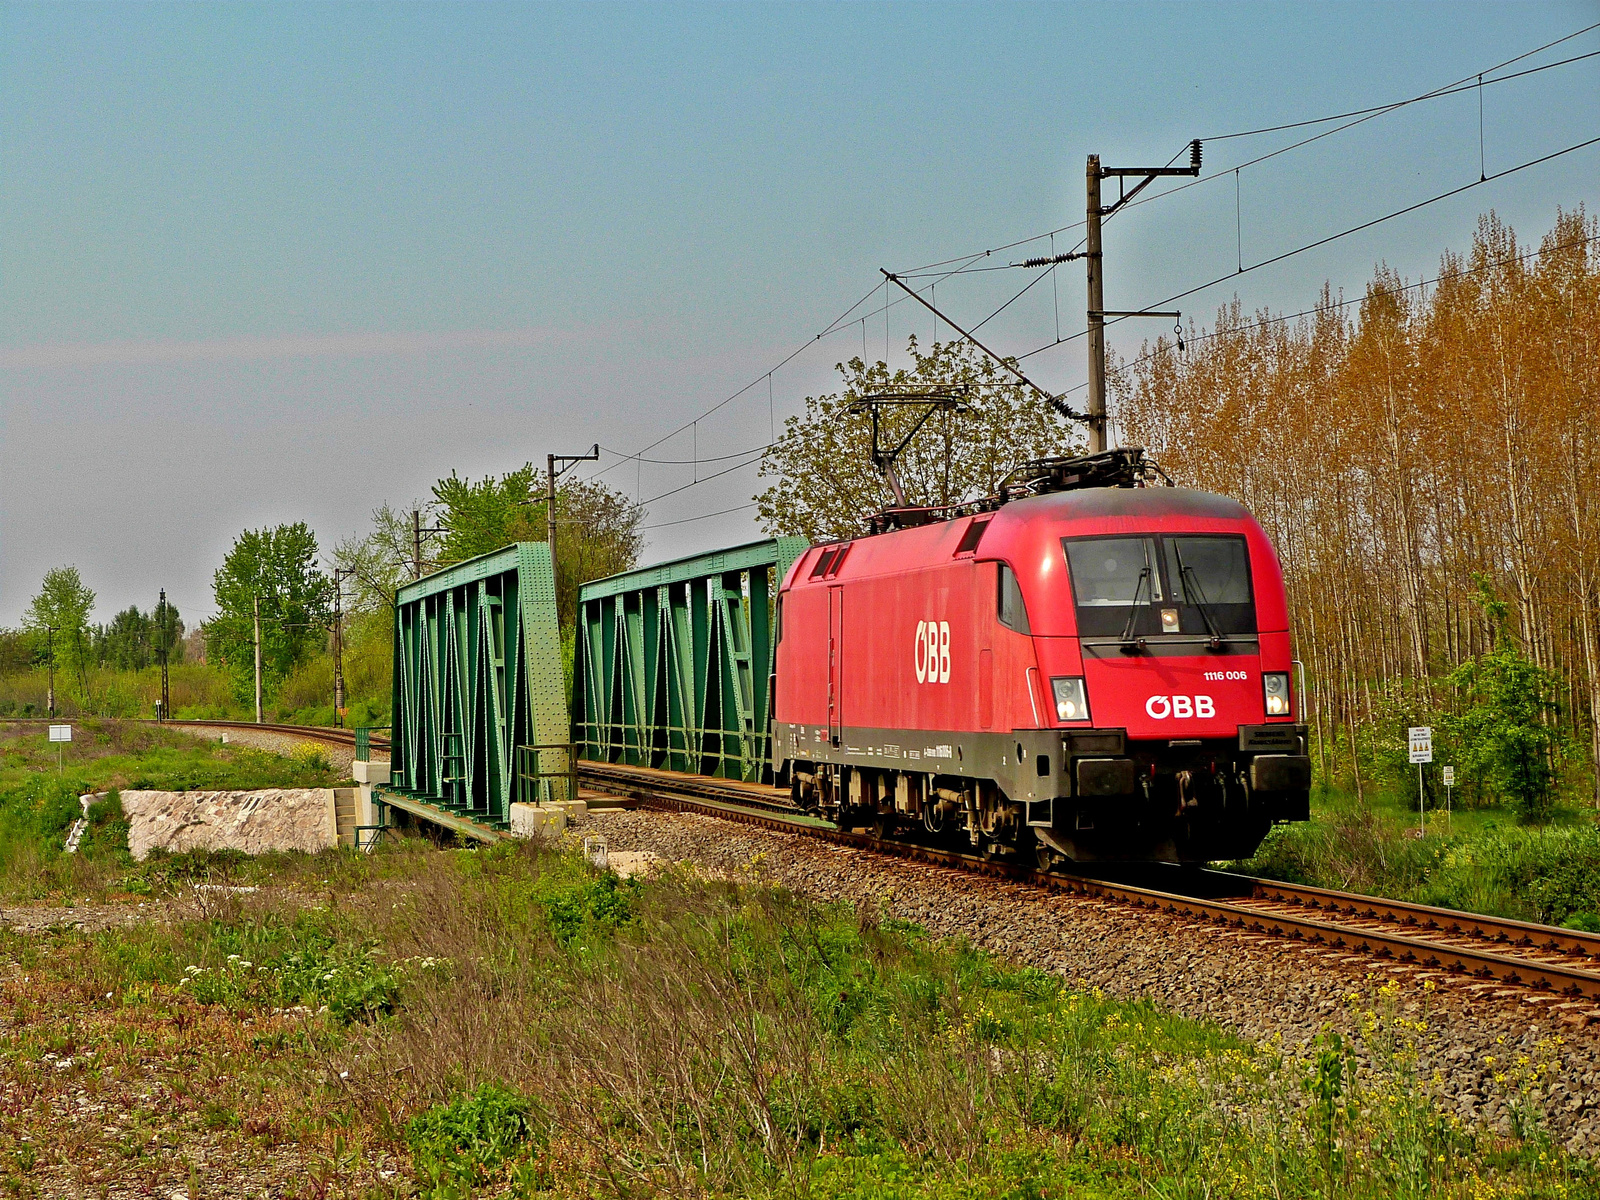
0;327;568;370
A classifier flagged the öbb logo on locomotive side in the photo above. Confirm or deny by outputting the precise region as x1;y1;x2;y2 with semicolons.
914;620;951;684
1145;695;1216;719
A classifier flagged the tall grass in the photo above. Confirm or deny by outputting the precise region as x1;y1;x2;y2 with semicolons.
6;835;1584;1196
316;844;1578;1198
0;663;239;719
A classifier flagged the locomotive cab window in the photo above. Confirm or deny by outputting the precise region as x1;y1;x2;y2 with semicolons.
997;563;1031;633
1063;537;1162;607
1164;537;1251;606
1063;534;1256;641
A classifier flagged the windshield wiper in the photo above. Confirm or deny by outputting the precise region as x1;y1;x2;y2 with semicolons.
1172;544;1226;650
1119;567;1152;650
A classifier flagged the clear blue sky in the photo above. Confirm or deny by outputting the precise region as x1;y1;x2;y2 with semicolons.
3;1;1598;626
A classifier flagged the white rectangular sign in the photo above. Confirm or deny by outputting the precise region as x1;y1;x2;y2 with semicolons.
1408;726;1433;764
48;724;72;743
1442;765;1455;786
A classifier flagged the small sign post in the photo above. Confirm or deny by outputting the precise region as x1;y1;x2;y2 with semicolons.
1442;764;1455;826
1408;726;1433;835
48;723;71;772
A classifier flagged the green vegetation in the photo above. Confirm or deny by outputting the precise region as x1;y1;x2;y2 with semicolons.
0;720;341;903
0;838;1584;1197
758;335;1078;543
424;462;643;626
209;522;335;704
1440;581;1572;821
20;565;97;680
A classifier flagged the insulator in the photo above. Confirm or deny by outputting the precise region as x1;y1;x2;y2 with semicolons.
1191;139;1203;171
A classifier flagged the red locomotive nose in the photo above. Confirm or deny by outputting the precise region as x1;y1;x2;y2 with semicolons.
1085;658;1260;738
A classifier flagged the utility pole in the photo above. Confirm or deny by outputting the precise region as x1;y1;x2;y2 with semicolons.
1085;142;1202;452
253;594;263;725
1085;157;1107;453
331;570;346;728
411;507;445;580
157;589;170;722
45;625;56;718
546;445;600;605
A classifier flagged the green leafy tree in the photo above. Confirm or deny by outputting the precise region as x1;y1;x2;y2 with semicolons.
96;603;185;671
209;524;333;703
429;467;643;626
22;566;97;682
1442;579;1569;820
757;335;1079;541
0;629;31;676
334;500;433;610
433;465;541;566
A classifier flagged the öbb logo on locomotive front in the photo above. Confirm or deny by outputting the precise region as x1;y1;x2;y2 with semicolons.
1144;694;1217;719
913;619;951;684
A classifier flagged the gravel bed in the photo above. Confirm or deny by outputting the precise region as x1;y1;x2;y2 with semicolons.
584;807;1600;1156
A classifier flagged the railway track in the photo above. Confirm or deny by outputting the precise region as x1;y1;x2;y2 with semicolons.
154;718;391;751
4;715;393;752
579;759;1600;1007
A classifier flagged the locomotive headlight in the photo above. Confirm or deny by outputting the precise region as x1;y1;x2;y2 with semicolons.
1263;672;1291;716
1052;676;1090;723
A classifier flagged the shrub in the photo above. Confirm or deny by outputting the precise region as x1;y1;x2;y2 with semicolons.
1421;824;1600;926
541;869;641;947
289;742;332;774
1442;580;1570;820
406;1083;543;1195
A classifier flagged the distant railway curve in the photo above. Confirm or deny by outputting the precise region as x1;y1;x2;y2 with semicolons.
146;718;391;753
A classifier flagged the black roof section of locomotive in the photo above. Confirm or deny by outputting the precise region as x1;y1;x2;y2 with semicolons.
1004;486;1251;522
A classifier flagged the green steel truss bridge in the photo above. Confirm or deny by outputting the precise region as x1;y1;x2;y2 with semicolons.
387;542;573;828
572;537;807;784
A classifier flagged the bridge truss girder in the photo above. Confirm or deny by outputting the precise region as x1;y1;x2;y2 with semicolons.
573;537;807;783
390;542;570;825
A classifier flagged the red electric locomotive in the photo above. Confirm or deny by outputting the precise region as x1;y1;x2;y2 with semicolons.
772;449;1311;864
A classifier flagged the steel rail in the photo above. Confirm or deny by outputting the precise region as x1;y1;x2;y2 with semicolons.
577;760;1600;1003
1202;870;1600;968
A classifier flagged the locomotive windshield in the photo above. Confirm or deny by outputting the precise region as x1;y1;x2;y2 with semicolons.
1063;534;1256;642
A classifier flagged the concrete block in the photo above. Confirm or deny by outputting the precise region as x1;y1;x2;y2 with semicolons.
352;760;391;785
509;803;544;839
511;804;566;838
119;789;341;860
357;784;379;831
